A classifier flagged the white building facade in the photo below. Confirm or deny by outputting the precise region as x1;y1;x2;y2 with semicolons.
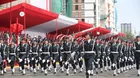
100;0;116;29
83;0;100;27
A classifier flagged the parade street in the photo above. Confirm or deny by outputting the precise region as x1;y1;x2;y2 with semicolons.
0;69;139;78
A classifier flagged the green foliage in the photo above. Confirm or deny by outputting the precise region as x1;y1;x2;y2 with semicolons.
122;32;134;40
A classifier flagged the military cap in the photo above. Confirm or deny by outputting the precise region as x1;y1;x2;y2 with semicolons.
136;35;140;38
85;32;92;37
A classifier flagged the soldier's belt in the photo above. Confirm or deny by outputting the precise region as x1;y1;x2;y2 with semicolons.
85;51;95;54
29;53;32;54
111;51;118;53
9;53;16;55
42;52;50;54
61;51;71;53
32;52;38;54
52;52;58;54
136;50;140;52
20;52;26;54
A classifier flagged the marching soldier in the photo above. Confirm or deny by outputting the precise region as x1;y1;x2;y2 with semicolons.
100;40;106;73
26;39;32;71
128;42;134;70
30;41;39;74
133;36;140;76
0;39;5;75
17;39;29;75
38;41;44;72
104;41;111;71
40;39;52;75
94;38;101;74
109;38;119;76
120;40;127;72
51;40;60;74
62;37;72;75
70;39;79;74
78;40;84;72
7;41;16;74
116;39;122;74
0;40;8;74
59;40;64;73
125;41;129;71
83;33;97;78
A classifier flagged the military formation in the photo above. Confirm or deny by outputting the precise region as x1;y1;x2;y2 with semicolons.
0;32;140;78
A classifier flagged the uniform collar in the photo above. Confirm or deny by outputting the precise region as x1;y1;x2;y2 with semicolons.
88;39;91;43
137;41;140;44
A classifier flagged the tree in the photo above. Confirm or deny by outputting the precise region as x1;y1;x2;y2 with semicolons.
123;32;134;41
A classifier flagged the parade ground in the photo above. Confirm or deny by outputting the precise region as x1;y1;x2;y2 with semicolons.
1;68;139;78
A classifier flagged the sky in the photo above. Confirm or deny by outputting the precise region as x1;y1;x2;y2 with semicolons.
116;0;140;35
30;0;46;10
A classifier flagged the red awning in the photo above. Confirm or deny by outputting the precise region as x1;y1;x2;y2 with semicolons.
0;3;58;30
0;27;10;31
74;27;111;38
0;3;92;37
0;0;15;5
49;21;93;35
105;32;126;40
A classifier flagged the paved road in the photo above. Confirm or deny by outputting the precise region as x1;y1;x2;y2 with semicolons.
0;68;139;78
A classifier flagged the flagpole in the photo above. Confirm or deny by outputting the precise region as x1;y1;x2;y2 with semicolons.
24;0;26;39
16;18;19;46
56;19;58;42
9;1;12;44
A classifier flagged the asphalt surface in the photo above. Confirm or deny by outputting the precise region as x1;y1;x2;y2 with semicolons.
0;68;139;78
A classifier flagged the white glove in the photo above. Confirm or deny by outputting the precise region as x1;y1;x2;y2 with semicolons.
122;59;124;62
36;60;38;63
8;59;11;63
39;49;42;52
71;52;76;58
125;56;127;60
3;60;6;62
32;58;34;60
129;57;132;61
97;59;100;62
27;58;30;63
42;59;45;63
108;57;110;60
60;47;63;50
133;47;136;49
19;58;22;62
74;60;76;63
119;58;121;62
79;57;82;61
47;60;49;63
53;60;56;63
51;57;53;60
7;58;9;60
39;57;42;60
65;61;68;65
60;56;62;61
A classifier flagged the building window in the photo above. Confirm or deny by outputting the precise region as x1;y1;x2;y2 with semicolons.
75;5;78;10
82;0;84;3
75;12;79;18
75;0;78;3
94;3;96;10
